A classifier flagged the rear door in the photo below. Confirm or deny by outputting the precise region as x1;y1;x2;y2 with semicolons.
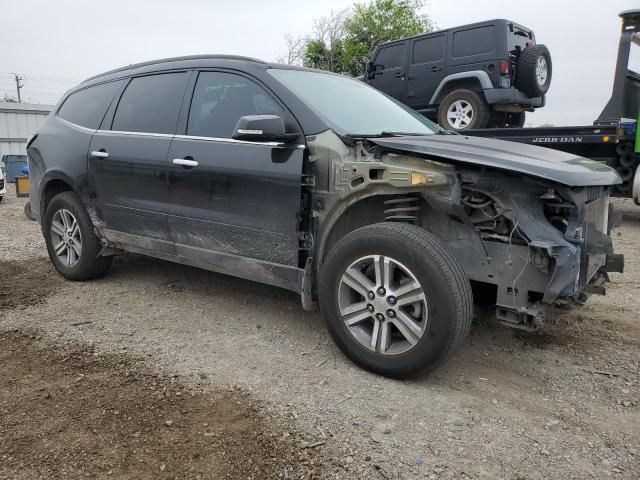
407;34;446;108
367;42;408;101
88;72;189;256
166;70;304;285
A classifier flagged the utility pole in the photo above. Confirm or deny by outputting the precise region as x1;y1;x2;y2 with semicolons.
13;74;24;103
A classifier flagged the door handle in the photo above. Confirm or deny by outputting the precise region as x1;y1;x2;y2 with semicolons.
430;66;442;72
394;72;406;79
172;158;198;168
90;150;109;159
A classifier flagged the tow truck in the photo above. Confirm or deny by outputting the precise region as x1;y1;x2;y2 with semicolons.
466;9;640;205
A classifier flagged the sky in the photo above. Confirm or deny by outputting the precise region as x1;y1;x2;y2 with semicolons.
1;0;637;126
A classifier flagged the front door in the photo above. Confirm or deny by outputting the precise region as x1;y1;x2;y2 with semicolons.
367;42;408;101
406;34;446;109
88;71;190;256
166;71;304;286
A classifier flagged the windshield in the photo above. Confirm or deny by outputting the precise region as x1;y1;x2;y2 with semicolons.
268;68;439;137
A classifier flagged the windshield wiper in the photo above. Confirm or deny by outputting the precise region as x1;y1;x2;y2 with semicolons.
345;131;429;138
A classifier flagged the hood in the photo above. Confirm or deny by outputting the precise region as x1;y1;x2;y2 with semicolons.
369;134;621;187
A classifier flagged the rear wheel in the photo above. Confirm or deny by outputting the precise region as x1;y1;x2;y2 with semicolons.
438;89;491;131
319;222;473;378
44;191;112;281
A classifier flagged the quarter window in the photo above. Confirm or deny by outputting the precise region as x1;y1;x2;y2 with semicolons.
452;25;496;57
57;81;123;129
373;44;405;70
187;71;283;139
112;73;188;134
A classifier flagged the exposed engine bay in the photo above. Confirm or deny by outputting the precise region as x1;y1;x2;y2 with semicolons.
307;130;624;330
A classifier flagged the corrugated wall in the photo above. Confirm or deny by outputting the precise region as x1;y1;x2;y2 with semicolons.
0;103;53;158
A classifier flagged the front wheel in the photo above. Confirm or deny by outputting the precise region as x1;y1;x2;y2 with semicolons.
319;223;473;378
44;191;112;281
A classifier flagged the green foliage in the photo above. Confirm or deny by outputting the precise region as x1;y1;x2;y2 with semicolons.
305;38;345;73
342;0;431;76
295;0;432;77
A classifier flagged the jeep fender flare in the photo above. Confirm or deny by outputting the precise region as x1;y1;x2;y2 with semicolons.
428;71;493;105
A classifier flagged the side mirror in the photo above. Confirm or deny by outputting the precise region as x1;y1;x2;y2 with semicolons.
232;115;297;143
366;62;384;79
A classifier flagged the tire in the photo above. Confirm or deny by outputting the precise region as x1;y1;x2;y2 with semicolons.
44;191;112;281
517;44;552;97
437;89;491;131
319;222;473;378
0;196;3;203
490;111;526;128
619;154;637;168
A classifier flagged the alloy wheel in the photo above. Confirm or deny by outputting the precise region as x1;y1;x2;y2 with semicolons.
446;100;473;129
536;56;548;86
50;208;83;267
337;255;428;355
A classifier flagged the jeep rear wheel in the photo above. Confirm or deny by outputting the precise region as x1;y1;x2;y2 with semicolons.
438;89;490;131
517;44;552;97
319;222;473;378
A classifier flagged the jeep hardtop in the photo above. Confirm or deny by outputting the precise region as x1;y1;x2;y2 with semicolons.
363;19;551;131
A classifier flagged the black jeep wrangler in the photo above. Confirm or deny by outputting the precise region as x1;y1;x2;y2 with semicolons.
363;19;551;131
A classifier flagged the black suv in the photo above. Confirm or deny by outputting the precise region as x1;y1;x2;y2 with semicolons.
29;56;620;378
363;19;551;130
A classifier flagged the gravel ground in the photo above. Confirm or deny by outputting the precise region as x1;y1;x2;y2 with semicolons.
1;184;639;479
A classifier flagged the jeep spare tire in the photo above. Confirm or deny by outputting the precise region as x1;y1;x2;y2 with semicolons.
517;44;552;97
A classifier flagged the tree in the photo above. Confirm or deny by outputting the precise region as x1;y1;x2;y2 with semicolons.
2;94;19;103
342;0;432;76
303;9;349;73
281;0;432;76
278;34;307;66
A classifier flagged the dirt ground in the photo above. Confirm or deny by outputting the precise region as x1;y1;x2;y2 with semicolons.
0;184;638;479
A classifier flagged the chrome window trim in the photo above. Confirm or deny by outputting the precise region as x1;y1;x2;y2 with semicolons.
56;117;305;149
96;129;174;138
56;116;97;134
174;134;305;149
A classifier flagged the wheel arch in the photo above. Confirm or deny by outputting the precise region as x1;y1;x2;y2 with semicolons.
38;173;79;223
315;192;426;277
429;71;492;105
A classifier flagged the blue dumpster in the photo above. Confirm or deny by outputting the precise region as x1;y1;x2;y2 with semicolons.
2;155;28;183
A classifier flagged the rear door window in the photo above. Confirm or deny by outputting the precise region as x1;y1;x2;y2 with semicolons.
187;71;283;139
412;35;445;64
112;72;189;134
374;43;405;69
452;25;496;57
57;80;124;129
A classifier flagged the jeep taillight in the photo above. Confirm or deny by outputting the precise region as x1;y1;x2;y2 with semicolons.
499;60;510;75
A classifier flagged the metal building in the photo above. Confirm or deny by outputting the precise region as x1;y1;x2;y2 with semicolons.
0;102;53;157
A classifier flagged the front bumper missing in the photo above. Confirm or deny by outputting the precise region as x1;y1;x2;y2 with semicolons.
493;188;623;331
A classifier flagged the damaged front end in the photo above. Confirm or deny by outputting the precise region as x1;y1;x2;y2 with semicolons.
307;130;623;330
437;173;624;330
